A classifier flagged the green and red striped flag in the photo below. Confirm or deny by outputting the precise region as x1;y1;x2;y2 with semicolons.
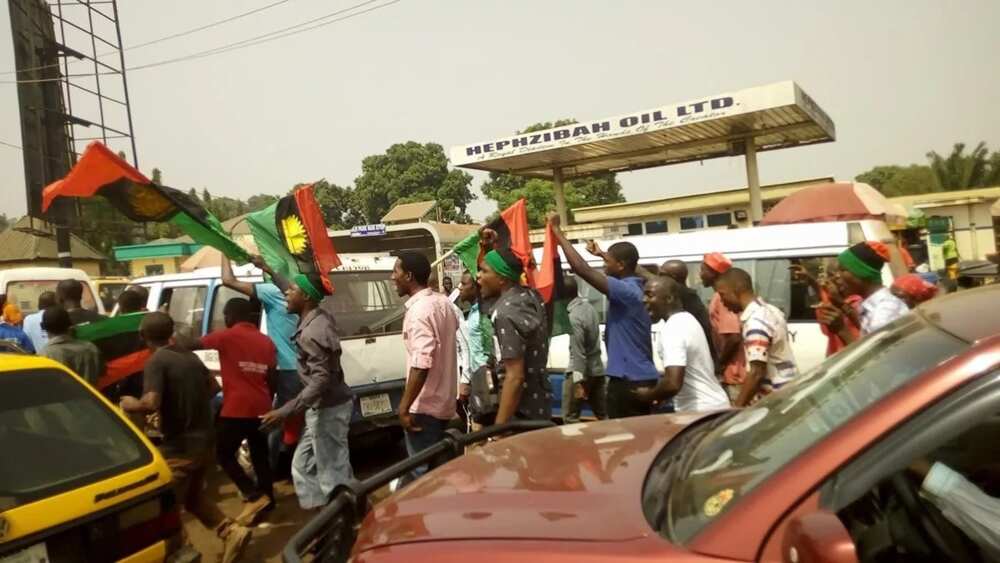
41;142;249;263
246;184;341;293
537;223;572;337
74;313;151;390
453;198;533;280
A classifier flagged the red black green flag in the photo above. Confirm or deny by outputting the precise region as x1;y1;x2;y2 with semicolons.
538;224;572;336
74;313;152;390
273;184;341;293
453;198;533;279
42;142;249;263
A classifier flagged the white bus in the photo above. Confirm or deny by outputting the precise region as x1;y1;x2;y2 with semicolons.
129;222;476;443
540;219;908;412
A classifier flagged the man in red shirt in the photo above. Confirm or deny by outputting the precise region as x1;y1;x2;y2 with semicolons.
701;252;746;402
191;298;277;526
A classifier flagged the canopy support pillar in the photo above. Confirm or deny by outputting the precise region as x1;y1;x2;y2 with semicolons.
745;138;762;225
553;167;569;226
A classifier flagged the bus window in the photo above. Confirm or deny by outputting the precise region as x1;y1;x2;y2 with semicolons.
162;286;208;340
5;280;98;314
208;286;262;334
327;272;405;338
753;256;840;322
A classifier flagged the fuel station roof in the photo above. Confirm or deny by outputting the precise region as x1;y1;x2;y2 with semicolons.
450;81;835;180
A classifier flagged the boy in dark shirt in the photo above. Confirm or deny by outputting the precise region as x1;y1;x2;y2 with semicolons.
120;312;251;563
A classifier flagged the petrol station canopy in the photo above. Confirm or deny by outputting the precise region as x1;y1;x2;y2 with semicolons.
451;81;835;180
451;81;835;224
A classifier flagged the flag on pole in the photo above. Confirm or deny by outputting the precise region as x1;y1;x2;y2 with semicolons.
453;198;533;278
537;223;572;336
246;201;297;281
74;313;151;390
247;184;341;293
41;142;249;263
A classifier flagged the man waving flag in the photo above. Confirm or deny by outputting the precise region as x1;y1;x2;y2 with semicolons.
246;184;341;293
453;198;533;280
42;142;249;262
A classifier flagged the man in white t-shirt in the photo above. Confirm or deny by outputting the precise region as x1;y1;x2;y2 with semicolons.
635;277;730;412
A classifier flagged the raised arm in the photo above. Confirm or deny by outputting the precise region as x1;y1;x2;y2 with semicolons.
250;255;290;293
221;254;254;296
588;239;656;282
547;213;609;295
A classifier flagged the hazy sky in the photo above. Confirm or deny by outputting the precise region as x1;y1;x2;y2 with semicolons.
2;0;999;220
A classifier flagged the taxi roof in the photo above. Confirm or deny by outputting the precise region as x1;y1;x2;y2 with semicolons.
0;353;68;372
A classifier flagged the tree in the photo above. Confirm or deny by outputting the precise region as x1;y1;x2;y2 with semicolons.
0;213;9;232
308;180;362;229
352;142;475;224
246;194;278;212
480;120;625;228
856;165;940;197
926;142;999;190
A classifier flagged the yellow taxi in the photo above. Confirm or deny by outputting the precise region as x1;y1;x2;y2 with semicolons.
0;354;190;563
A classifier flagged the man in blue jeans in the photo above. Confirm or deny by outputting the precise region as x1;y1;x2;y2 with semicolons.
260;273;354;509
547;213;659;418
221;255;302;478
392;252;459;484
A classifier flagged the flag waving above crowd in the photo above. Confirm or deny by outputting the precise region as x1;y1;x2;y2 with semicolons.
247;184;341;293
453;198;533;279
41;142;249;263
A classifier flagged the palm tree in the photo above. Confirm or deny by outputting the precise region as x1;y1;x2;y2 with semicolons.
926;142;992;190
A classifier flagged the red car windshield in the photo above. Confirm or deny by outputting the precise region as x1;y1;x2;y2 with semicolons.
652;314;967;544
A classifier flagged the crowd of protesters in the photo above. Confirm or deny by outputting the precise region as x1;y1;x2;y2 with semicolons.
0;220;979;561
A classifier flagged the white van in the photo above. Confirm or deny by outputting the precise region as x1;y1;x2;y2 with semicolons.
0;267;105;315
541;219;907;382
129;253;405;441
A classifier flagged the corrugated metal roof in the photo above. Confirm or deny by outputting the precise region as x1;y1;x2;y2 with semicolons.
381;201;437;224
451;81;834;179
889;186;1000;208
0;219;106;262
222;214;252;236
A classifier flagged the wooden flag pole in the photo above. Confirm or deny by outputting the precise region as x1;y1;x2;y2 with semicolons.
431;245;458;269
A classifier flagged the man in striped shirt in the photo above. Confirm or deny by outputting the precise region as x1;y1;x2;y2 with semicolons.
715;268;799;407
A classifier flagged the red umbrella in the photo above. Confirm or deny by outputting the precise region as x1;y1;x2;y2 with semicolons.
761;182;907;226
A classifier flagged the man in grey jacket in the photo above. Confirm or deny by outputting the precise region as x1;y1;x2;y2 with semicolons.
562;276;607;422
260;272;354;509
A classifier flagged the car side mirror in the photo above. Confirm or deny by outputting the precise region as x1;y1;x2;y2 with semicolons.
782;510;858;563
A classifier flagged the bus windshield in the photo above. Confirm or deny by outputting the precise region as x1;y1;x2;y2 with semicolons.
326;271;405;338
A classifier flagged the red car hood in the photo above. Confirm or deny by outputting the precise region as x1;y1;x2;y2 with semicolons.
354;412;713;553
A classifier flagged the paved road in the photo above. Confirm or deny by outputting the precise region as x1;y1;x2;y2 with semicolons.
185;437;407;562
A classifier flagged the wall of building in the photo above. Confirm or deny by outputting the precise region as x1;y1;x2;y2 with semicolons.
921;202;998;261
0;259;101;277
622;204;755;236
128;257;182;278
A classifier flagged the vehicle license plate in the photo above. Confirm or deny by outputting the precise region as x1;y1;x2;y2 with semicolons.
1;543;49;563
360;393;392;417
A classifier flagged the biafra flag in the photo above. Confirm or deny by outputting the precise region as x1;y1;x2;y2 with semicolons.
453;198;533;280
41;142;249;263
537;223;572;337
247;184;340;293
74;313;152;391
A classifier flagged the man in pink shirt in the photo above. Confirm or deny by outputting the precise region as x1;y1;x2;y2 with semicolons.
392;251;459;483
701;252;746;402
